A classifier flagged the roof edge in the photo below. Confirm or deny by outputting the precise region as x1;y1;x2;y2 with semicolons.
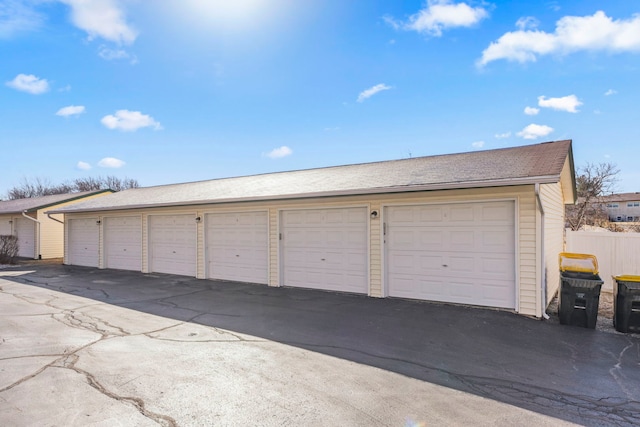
48;175;561;214
3;189;115;214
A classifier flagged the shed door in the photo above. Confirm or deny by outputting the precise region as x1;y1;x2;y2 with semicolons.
0;218;11;235
15;217;36;258
386;201;516;309
149;215;196;276
104;216;142;271
68;218;99;267
206;211;268;284
281;207;368;294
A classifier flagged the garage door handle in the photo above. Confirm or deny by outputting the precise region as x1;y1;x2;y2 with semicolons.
236;255;240;257
442;264;448;267
321;258;326;261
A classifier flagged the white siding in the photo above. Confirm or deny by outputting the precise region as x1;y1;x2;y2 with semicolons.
540;183;566;306
37;210;64;259
370;202;382;297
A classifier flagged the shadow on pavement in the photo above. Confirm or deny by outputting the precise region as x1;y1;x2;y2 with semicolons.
2;262;640;426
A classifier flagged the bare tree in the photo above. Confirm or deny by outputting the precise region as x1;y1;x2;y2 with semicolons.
5;176;140;199
565;162;619;231
6;177;73;199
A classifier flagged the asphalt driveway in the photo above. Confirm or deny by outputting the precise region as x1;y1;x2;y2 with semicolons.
1;262;639;426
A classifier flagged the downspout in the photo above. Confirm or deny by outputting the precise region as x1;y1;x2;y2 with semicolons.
534;184;550;320
21;210;41;260
47;213;64;225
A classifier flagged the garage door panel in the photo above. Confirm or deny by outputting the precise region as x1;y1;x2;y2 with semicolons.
346;230;367;246
448;256;475;273
419;206;444;222
282;207;367;294
15;218;36;258
450;231;474;247
388;201;515;309
450;206;474;222
104;216;141;271
482;203;514;222
68;218;99;267
482;230;512;248
205;211;268;284
150;215;197;276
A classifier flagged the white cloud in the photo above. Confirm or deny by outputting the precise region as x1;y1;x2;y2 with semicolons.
357;83;392;102
538;94;582;113
56;105;85;117
524;106;540;115
101;110;162;131
0;0;44;38
471;141;485;148
77;161;91;170
386;0;489;37
604;89;617;96
97;157;125;168
6;73;49;94
495;132;511;139
516;16;539;31
517;123;554;140
266;146;292;159
60;0;137;44
478;11;640;67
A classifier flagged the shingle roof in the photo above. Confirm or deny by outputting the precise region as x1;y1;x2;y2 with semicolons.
601;192;640;203
0;190;113;214
50;140;573;213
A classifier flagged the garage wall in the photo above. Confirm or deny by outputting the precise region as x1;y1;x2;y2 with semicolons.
269;208;279;286
540;182;566;306
62;184;548;316
370;202;382;297
37;210;64;259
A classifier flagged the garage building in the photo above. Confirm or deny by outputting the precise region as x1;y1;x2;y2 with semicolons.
0;190;113;259
49;140;576;318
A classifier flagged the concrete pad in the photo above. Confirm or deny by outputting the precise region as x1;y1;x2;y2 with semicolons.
1;365;158;426
74;335;569;426
2;264;639;426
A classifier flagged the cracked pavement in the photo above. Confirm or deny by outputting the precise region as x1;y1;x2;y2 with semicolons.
1;263;639;426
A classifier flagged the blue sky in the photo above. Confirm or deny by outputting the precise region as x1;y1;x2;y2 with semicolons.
2;0;639;196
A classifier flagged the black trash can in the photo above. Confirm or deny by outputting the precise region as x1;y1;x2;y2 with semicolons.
558;271;603;329
613;276;640;333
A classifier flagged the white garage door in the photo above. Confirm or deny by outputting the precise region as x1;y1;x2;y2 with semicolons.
104;216;142;271
0;218;11;235
386;201;516;309
282;207;368;294
206;211;268;284
15;217;36;258
149;215;196;276
68;218;99;267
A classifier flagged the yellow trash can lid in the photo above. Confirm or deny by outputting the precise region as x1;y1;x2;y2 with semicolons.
559;252;599;274
613;275;640;283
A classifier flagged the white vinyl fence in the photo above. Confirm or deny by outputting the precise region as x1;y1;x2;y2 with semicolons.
566;230;640;292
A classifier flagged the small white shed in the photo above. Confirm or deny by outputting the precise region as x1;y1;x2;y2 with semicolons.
0;190;113;259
